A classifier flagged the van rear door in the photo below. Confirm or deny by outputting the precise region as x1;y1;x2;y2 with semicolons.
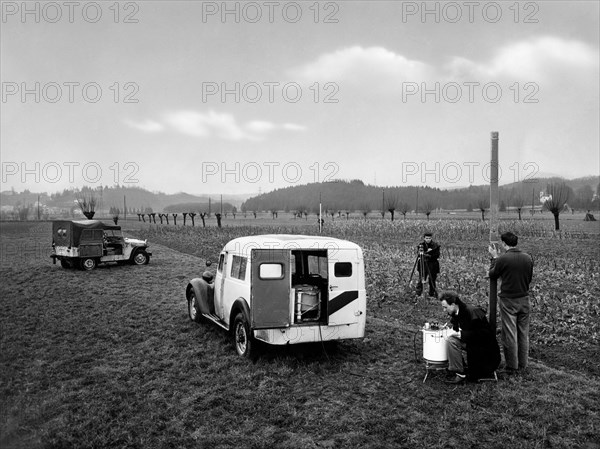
250;249;291;329
327;249;360;325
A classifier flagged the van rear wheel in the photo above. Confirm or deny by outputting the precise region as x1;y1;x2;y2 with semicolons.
233;312;255;358
80;258;96;271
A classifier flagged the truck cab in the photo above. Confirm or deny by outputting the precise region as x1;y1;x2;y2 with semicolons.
186;235;367;357
51;220;151;270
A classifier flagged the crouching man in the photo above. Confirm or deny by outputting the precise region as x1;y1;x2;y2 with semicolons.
440;291;501;383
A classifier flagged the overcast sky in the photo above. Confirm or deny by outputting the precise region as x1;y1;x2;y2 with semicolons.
1;1;598;195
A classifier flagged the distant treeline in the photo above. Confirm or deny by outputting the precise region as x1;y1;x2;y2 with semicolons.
240;178;600;213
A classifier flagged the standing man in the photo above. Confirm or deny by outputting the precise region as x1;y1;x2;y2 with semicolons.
440;291;500;383
489;231;534;374
416;232;440;297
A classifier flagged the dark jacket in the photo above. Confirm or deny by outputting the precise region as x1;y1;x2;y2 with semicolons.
417;240;440;275
451;300;501;380
488;248;533;299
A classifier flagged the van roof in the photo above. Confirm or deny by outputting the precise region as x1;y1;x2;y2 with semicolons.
223;234;362;256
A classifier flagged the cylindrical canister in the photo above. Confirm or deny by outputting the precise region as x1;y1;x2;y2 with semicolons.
422;328;449;363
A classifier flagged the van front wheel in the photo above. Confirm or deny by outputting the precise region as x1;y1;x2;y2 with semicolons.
132;250;149;265
233;312;255;359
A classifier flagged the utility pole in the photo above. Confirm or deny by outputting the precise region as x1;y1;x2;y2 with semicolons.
489;131;500;329
124;195;127;221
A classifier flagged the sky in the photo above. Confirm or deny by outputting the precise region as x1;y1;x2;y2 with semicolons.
1;0;599;196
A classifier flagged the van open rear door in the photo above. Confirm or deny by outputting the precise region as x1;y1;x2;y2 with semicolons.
327;249;360;325
251;249;291;329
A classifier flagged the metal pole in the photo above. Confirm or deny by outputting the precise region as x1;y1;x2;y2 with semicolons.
489;131;499;329
319;192;322;234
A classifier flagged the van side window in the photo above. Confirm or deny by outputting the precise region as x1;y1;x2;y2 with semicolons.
81;229;103;241
217;254;225;273
334;262;352;277
230;255;247;281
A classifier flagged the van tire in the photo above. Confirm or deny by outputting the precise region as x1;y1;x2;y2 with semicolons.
187;290;202;323
233;312;255;359
80;258;97;271
60;259;72;269
132;250;149;265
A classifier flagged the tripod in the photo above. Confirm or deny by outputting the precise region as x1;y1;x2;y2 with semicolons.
408;245;438;297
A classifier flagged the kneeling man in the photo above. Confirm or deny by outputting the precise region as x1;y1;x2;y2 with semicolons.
440;291;501;383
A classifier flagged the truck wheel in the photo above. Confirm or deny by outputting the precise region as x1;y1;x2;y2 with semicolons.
80;258;96;271
187;290;202;323
60;259;72;269
132;250;149;265
233;312;255;358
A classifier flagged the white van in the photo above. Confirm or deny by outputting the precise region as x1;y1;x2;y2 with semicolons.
186;235;367;357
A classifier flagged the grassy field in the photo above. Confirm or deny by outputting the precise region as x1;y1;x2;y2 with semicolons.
1;216;599;448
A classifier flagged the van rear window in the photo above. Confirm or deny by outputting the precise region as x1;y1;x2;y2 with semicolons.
334;262;352;277
259;263;284;279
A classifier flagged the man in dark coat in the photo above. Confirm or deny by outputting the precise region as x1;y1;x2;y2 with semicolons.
440;291;501;383
416;232;440;297
489;231;534;373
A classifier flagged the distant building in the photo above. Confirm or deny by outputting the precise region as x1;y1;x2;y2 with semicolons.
539;191;552;204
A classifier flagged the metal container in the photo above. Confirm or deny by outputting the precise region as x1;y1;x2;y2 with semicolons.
294;285;320;321
422;328;449;363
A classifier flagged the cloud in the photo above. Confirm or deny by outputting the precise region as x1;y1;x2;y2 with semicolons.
245;120;276;133
291;46;433;89
164;110;249;140
446;36;599;82
124;119;164;132
293;38;598;92
282;123;307;131
129;111;306;141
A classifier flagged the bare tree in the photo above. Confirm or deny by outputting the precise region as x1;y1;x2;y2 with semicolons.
477;197;488;221
361;203;371;220
75;191;98;219
543;182;573;230
398;202;410;220
513;194;525;220
385;194;398;221
423;201;435;220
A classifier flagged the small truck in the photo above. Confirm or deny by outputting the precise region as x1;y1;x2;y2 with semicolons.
51;219;151;270
186;234;367;357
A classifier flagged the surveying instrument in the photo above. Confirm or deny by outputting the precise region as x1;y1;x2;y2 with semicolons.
408;243;437;297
